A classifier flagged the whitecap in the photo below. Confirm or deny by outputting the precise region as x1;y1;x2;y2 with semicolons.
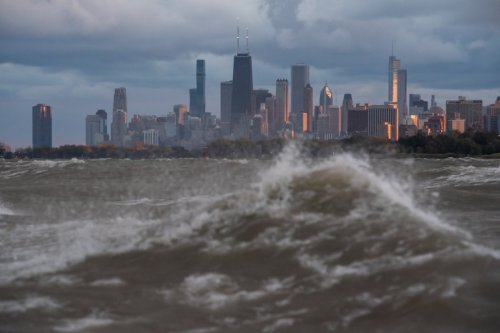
0;202;15;215
90;277;125;287
54;312;113;332
0;295;59;313
263;318;295;332
178;273;291;310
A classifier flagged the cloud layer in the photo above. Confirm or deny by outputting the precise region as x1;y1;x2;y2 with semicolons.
1;0;499;147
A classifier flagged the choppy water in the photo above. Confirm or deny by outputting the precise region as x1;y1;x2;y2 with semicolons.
1;144;499;332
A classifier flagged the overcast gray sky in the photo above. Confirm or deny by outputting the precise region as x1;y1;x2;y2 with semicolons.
1;0;499;148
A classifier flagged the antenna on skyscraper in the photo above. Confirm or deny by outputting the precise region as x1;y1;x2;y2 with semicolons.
246;27;249;52
391;40;394;56
236;18;240;53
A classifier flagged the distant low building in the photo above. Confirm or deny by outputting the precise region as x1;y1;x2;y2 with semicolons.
424;114;446;136
484;97;500;133
446;96;482;131
450;113;465;133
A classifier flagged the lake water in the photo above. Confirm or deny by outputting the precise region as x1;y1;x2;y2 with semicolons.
1;144;499;332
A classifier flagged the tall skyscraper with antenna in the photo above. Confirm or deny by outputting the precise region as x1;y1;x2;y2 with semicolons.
230;25;253;138
388;55;400;104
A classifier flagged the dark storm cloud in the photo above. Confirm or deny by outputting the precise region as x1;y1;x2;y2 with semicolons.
0;0;499;147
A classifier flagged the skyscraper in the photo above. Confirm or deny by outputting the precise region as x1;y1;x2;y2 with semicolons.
446;97;483;131
265;95;277;136
32;104;52;148
327;106;341;137
275;79;289;130
368;104;398;141
220;80;233;131
291;63;310;132
86;109;107;146
341;94;353;135
253;89;272;115
319;82;333;111
96;109;108;140
318;82;333;132
174;104;188;139
388;56;400;104
291;64;310;114
112;87;127;114
230;51;253;138
190;59;206;118
397;69;407;124
111;87;128;146
303;84;313;132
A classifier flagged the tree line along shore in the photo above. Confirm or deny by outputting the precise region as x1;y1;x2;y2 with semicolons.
1;131;500;160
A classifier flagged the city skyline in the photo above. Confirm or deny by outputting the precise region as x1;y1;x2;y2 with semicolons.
1;0;499;147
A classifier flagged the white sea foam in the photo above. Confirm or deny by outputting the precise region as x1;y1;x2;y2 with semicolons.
263;318;295;332
0;216;165;285
0;201;15;215
179;273;291;310
90;277;125;287
32;158;85;169
433;164;500;187
342;308;371;327
54;312;113;332
0;295;59;313
441;277;466;298
39;274;81;286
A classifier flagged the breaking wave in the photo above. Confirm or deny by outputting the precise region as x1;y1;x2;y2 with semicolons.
2;143;496;287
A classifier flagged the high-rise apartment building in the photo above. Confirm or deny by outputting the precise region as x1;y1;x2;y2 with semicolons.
86;109;108;146
220;81;233;123
275;79;289;132
231;51;253;138
111;87;128;146
303;84;313;132
174;104;188;139
397;69;407;124
327;106;341;137
446;97;483;131
265;95;277;137
32;104;52;148
368;104;398;141
487;96;500;116
291;63;310;132
96;109;108;138
341;93;353;135
348;103;369;136
190;59;206;118
253;89;272;115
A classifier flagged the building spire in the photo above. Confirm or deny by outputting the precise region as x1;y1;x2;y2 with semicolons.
246;27;249;53
236;18;240;53
391;40;394;56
